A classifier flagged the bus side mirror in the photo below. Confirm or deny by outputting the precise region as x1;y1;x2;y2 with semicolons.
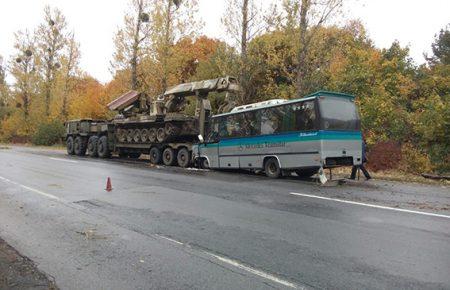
198;135;205;143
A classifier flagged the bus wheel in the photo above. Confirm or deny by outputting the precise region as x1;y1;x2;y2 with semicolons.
149;147;162;165
295;168;318;178
74;136;87;156
200;158;209;169
66;136;75;155
97;136;111;158
264;158;281;178
162;147;177;166
87;136;99;158
177;148;191;168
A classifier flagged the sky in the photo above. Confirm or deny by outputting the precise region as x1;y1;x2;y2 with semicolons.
0;0;449;84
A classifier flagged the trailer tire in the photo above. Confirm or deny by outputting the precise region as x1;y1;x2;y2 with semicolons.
264;158;281;179
87;136;99;157
162;147;177;166
66;136;75;155
97;136;111;158
74;136;87;156
177;148;191;168
149;147;162;165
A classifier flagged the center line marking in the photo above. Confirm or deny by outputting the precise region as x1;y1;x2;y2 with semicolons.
153;233;299;288
0;175;60;200
289;192;450;219
50;157;78;163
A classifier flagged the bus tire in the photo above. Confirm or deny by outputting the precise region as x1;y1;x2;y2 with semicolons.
264;158;281;179
295;168;318;178
97;136;111;158
66;136;75;155
177;148;191;168
149;147;162;165
162;147;177;166
87;136;99;158
74;136;87;156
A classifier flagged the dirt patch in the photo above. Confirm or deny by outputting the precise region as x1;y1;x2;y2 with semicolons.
0;237;58;290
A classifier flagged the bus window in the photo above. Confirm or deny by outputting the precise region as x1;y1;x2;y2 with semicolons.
318;97;360;130
242;111;260;136
261;107;284;135
292;100;316;131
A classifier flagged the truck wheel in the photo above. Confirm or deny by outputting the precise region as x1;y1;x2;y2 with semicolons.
264;158;281;178
295;168;318;178
157;128;166;142
87;136;99;158
177;148;191;168
66;136;75;155
149;128;157;143
149;147;162;165
74;136;87;156
162;147;177;166
97;136;111;158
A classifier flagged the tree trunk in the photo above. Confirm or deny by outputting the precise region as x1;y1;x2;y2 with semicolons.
296;0;310;98
131;0;143;90
239;0;249;105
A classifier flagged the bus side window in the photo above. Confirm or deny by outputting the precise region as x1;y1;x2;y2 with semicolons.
261;108;279;135
294;101;316;131
242;111;260;136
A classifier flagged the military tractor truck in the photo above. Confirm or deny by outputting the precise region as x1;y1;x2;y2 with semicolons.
65;76;240;168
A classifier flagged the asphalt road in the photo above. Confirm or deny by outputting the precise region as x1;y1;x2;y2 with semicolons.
0;146;449;289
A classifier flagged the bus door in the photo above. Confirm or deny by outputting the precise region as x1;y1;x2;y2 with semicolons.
218;114;240;168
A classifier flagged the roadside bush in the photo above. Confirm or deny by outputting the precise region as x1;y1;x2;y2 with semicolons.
31;121;65;146
399;143;433;174
366;141;402;172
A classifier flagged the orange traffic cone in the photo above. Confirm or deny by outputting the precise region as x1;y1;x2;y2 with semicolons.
105;177;113;192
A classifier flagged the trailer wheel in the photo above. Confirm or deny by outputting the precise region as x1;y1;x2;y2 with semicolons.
149;128;157;143
97;136;111;158
149;147;162;165
177;148;191;168
87;136;99;158
67;136;75;155
264;158;281;178
162;147;177;166
141;129;149;142
126;129;134;143
74;136;87;156
133;129;141;143
157;127;166;142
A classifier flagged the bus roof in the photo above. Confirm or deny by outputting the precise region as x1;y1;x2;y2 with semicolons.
214;90;355;118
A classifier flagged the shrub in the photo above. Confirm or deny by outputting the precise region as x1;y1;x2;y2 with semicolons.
399;143;433;174
31;121;65;146
366;141;402;172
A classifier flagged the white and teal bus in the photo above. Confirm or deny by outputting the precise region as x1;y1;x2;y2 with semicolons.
193;91;363;178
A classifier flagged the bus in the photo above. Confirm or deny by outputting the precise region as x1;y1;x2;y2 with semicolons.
192;91;363;179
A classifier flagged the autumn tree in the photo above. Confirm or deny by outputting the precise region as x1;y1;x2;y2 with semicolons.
273;0;343;97
35;6;69;117
60;32;81;119
112;0;153;91
9;31;39;119
222;0;266;104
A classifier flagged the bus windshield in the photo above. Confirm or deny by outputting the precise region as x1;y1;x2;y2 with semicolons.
318;96;360;131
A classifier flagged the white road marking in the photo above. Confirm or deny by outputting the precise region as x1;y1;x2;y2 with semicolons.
155;234;184;245
154;233;299;288
290;192;450;219
0;175;60;200
204;252;300;289
50;157;78;163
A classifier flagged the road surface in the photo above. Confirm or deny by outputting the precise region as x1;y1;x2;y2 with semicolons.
0;146;449;289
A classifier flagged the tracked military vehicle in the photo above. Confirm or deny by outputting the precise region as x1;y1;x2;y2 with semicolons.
65;76;240;167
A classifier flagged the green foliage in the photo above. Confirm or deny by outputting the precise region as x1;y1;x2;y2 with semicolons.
31;120;65;146
430;25;450;65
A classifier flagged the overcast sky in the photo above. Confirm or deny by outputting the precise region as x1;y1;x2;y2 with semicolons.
0;0;449;83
